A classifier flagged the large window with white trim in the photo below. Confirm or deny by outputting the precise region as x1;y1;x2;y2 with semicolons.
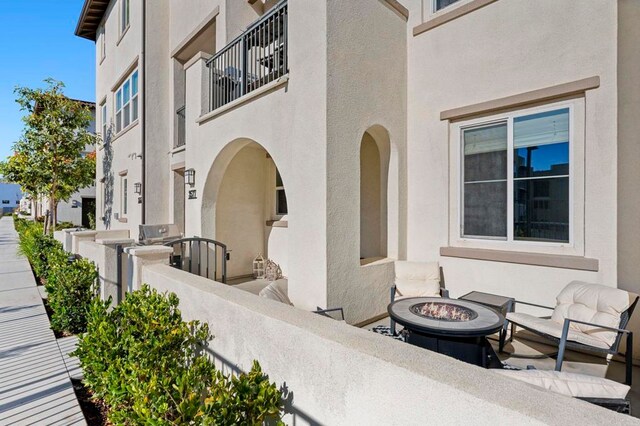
461;107;571;243
115;70;138;133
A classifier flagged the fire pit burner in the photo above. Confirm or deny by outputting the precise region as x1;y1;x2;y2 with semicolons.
410;302;478;322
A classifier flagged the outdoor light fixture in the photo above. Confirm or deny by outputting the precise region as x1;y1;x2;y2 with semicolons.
185;169;196;187
134;182;142;194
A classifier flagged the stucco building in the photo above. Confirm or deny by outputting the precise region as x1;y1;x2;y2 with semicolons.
75;0;640;326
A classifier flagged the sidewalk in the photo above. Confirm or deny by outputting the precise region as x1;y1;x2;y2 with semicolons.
0;216;85;425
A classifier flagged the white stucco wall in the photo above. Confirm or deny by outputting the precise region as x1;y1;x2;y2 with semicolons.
141;262;634;426
183;0;328;310
405;0;619;306
325;0;407;323
95;0;144;238
216;145;267;278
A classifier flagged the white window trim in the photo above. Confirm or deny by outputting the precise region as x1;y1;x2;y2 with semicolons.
100;101;107;140
114;70;138;134
120;0;130;36
448;98;585;256
433;0;461;13
99;24;106;63
121;175;128;217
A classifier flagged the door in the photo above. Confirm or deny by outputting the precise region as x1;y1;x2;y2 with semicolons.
81;197;96;228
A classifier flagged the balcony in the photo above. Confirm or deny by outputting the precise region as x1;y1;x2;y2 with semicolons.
206;0;288;113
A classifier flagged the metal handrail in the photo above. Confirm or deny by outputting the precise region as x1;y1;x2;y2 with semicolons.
164;237;228;283
206;0;288;112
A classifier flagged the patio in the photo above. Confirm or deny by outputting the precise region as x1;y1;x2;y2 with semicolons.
365;315;640;418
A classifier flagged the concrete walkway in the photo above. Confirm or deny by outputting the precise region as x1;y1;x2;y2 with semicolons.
0;217;85;425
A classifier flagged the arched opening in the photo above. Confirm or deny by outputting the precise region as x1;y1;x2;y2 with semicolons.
360;127;390;263
202;140;288;281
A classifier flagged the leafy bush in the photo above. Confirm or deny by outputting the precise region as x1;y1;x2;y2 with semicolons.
73;285;284;425
16;220;67;281
46;257;98;334
55;221;76;230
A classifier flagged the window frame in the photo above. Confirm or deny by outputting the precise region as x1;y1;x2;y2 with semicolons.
275;168;288;216
121;175;128;217
100;101;107;140
99;24;106;62
114;69;138;134
449;99;585;256
121;0;130;35
433;0;461;13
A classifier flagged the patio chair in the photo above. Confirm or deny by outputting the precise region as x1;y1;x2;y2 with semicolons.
498;281;638;385
495;369;631;414
390;261;449;335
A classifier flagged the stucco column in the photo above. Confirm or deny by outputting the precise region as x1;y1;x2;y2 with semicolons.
95;238;135;302
70;230;97;254
183;51;212;237
124;246;173;292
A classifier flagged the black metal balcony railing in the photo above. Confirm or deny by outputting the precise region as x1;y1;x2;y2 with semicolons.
206;0;288;113
175;106;185;148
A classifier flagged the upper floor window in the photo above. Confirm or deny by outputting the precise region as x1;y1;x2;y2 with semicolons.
460;107;571;244
99;25;106;61
121;0;130;34
434;0;460;12
115;70;138;133
100;101;107;139
275;169;288;215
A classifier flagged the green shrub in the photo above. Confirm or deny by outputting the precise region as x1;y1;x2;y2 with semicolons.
17;222;66;282
55;221;76;230
73;285;284;425
46;257;98;334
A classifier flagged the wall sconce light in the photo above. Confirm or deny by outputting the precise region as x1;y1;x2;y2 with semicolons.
185;169;196;187
134;182;142;194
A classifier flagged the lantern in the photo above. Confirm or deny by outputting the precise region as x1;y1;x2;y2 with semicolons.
185;168;196;187
253;254;265;279
134;182;142;194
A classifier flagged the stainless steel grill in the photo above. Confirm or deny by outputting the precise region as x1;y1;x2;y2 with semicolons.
138;224;182;245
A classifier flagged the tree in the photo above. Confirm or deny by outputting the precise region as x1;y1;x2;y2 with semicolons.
0;79;97;233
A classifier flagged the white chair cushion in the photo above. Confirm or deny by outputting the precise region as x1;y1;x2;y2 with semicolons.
394;261;441;298
495;370;629;399
259;279;292;305
506;312;611;349
550;281;635;347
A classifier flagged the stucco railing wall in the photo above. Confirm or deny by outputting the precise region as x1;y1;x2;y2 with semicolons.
139;262;631;425
74;231;134;302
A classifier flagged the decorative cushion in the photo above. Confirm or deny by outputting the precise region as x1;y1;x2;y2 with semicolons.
506;312;611;349
394;261;441;298
259;279;292;305
495;370;630;400
550;281;636;347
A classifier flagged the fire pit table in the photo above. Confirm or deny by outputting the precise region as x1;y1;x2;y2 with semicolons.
388;297;504;368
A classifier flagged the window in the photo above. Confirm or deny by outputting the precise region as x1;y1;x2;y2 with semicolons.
275;169;287;215
121;0;130;34
101;101;107;139
1;200;9;205
461;107;571;244
115;70;138;133
99;24;106;61
435;0;460;11
121;176;128;216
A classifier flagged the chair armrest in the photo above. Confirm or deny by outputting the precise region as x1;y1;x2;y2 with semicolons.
513;300;555;311
314;307;345;321
440;287;450;298
563;318;631;335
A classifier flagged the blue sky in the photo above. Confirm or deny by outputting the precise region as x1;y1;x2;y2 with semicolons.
0;0;94;161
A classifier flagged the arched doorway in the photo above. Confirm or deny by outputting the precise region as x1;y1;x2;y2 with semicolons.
360;126;391;263
202;139;288;280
